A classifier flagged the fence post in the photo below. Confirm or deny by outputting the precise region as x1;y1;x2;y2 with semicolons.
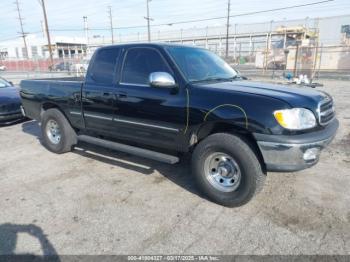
205;26;209;49
263;33;269;74
311;42;319;81
180;29;183;44
238;42;241;64
249;34;252;60
293;44;300;77
316;44;323;79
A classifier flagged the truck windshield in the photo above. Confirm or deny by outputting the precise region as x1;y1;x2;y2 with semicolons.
166;46;237;83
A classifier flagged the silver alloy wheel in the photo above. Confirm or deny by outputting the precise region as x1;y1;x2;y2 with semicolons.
204;152;241;192
45;119;61;145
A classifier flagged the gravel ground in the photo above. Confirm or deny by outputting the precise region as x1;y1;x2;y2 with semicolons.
0;79;349;256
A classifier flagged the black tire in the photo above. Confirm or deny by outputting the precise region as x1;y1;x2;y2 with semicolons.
192;133;265;207
41;108;77;154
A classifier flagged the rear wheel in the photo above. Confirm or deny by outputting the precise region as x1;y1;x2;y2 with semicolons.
192;133;265;207
41;108;77;154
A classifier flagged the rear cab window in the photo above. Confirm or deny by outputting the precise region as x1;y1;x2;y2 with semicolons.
89;47;121;85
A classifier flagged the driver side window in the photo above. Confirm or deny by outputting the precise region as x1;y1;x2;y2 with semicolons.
121;48;171;85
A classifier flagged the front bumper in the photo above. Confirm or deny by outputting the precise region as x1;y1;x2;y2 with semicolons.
0;110;24;125
253;119;339;172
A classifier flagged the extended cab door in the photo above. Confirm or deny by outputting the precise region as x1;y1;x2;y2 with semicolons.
114;47;187;151
82;47;121;134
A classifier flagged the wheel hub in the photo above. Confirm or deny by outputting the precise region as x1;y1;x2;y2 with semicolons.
45;119;61;145
218;165;231;177
204;152;241;192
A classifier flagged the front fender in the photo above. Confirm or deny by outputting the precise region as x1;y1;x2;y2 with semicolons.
203;104;249;129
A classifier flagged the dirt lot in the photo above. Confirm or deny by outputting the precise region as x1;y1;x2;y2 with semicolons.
0;79;349;255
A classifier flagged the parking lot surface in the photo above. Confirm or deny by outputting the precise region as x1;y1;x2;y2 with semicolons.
0;79;349;255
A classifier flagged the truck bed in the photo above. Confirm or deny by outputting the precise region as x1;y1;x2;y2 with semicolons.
20;77;84;122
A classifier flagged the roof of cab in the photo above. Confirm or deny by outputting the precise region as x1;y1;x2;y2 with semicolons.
97;42;199;50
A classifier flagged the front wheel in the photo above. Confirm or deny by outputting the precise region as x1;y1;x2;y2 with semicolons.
192;133;265;207
41;108;77;154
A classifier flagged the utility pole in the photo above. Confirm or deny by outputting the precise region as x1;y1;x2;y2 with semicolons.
40;0;54;69
225;0;231;59
107;6;114;44
14;0;29;59
83;16;89;44
83;16;90;54
144;0;153;42
40;20;46;38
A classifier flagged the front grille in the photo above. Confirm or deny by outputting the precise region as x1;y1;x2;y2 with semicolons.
318;96;335;126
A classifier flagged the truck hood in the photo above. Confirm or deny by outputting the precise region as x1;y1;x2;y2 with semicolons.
197;80;327;108
0;86;21;105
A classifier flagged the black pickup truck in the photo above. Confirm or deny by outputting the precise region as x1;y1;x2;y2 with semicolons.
20;43;338;206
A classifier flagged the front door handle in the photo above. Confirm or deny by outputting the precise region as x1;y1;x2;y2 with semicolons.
117;92;127;98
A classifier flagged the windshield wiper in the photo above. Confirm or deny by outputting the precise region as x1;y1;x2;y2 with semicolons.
189;76;237;84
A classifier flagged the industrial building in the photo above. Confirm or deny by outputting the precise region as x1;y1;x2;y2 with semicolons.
0;35;87;60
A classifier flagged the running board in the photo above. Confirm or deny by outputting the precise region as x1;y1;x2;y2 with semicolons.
77;135;179;164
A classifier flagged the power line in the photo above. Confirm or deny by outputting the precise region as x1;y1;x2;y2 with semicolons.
154;0;335;27
1;0;336;39
14;0;29;58
49;0;336;32
0;36;23;42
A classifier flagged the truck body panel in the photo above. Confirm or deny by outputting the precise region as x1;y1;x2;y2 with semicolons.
20;43;338;171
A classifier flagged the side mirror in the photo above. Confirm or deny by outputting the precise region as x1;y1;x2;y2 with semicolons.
9;81;14;86
149;72;176;88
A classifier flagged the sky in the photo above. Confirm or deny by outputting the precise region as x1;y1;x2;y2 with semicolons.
0;0;350;42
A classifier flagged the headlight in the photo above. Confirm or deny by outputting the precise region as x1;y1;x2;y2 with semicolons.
273;108;316;130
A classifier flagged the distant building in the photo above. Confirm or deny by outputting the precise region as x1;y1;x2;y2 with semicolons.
0;35;87;60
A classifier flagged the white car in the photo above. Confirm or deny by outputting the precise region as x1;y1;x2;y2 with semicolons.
0;65;6;71
72;59;90;76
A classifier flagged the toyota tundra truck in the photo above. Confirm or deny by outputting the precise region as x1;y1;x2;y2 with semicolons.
20;43;338;207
